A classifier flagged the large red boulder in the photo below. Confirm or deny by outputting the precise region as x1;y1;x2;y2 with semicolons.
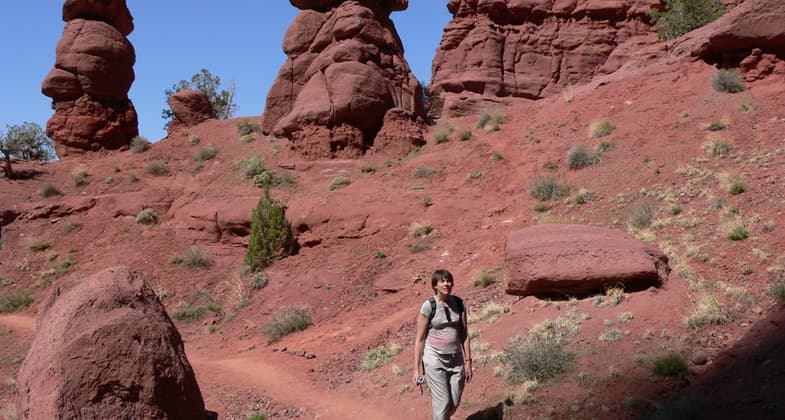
166;89;214;136
504;224;670;297
430;0;661;114
42;0;138;155
262;0;424;158
16;266;207;419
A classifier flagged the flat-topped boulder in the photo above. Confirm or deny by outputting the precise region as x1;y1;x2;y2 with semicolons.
504;224;670;297
16;266;207;419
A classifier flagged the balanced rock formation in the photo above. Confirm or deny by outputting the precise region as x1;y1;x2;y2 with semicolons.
16;266;207;419
42;0;138;155
263;0;424;159
431;0;662;106
166;90;214;136
504;224;670;297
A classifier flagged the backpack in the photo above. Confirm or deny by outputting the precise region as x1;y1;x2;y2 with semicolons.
427;295;467;343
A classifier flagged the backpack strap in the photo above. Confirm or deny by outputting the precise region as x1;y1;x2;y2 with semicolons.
428;296;465;327
427;297;436;329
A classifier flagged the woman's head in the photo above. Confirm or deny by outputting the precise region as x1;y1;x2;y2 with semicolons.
431;269;454;293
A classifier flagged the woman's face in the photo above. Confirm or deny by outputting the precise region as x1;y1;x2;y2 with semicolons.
435;277;453;295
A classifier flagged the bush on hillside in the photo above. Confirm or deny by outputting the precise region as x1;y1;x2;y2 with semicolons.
262;306;312;343
245;187;297;271
649;0;725;41
713;69;745;93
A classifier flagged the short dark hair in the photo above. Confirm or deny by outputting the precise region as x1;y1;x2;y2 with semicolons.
431;269;453;290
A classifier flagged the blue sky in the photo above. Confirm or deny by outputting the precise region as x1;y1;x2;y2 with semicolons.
0;1;451;142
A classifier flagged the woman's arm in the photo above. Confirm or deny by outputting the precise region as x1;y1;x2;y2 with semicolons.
412;312;428;384
462;305;473;383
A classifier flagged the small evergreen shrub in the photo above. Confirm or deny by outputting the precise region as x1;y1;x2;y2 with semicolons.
0;290;33;313
253;171;296;189
328;176;351;191
237;120;260;136
652;352;688;377
648;0;724;41
713;69;745;93
589;119;615;138
262;306;312;343
529;175;569;201
39;183;62;198
566;144;597;169
147;161;169;176
130;136;151;153
136;208;159;225
195;146;219;162
245;188;297;271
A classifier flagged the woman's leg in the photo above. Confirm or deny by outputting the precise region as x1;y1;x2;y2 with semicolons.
424;350;451;420
446;363;465;417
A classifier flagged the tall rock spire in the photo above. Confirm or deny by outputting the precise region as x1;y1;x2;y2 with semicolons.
42;0;138;156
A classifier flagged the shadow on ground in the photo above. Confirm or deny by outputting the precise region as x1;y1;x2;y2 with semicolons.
642;304;785;419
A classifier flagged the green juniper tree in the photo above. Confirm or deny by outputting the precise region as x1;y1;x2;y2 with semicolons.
1;122;57;179
245;183;297;272
162;69;238;127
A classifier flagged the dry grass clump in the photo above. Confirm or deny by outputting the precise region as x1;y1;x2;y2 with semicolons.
328;176;351;191
39;182;62;198
477;106;505;131
566;144;597;169
718;172;745;195
411;166;437;179
769;280;785;304
135;208;159;225
130;136;151;153
360;342;403;370
589;119;614;138
432;123;454;143
411;222;433;238
147;160;170;176
0;290;33;313
195;146;219;162
473;269;497;288
72;168;89;186
529;175;569;201
237;120;260;136
652;352;688;377
171;246;213;270
501;333;573;384
628;201;657;229
685;295;732;329
469;302;510;324
262;306;312;343
713;69;745;93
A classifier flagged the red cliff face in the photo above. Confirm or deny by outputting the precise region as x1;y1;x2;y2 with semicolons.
431;0;662;105
41;0;138;156
262;0;424;159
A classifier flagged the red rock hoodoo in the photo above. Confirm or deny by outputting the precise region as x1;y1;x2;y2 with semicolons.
41;0;138;156
262;0;424;159
16;266;207;419
430;0;662;110
166;89;214;136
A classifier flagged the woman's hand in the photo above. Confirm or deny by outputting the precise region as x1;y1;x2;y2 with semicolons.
465;361;473;384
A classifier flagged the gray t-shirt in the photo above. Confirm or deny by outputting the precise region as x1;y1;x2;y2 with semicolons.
420;296;463;355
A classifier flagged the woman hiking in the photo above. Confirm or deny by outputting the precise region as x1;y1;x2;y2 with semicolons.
413;269;472;420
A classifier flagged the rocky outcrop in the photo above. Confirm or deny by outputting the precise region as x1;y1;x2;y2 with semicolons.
431;0;662;106
16;266;207;419
262;0;424;159
504;224;670;297
670;0;785;70
166;90;214;136
42;0;138;155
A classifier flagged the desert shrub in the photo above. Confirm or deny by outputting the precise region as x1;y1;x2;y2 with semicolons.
262;305;312;343
529;175;569;201
409;238;431;253
253;171;296;189
705;139;731;156
543;161;558;170
648;0;724;40
248;412;267;420
593;286;626;307
245;188;297;272
360;342;403;370
130;136;151;153
0;290;33;313
652;352;688;377
195;146;219;162
39;182;62;198
628;201;657;229
432;123;454;143
411;166;437;179
136;208;159;225
491;152;504;160
189;135;200;145
172;304;207;322
249;272;269;290
686;296;732;328
706;121;726;131
239;155;265;179
1;121;57;179
477;107;505;131
374;250;387;259
172;246;213;270
720;172;745;195
328;176;351;191
412;222;433;238
769;281;785;304
502;334;573;384
468;169;484;180
574;189;594;205
533;203;550;213
595;141;612;154
473;270;497;288
360;165;375;174
713;68;745;93
237;120;260;136
26;239;50;252
589;119;615;138
72;169;89;186
566;144;597;169
147;161;169;176
726;225;749;241
458;129;473;141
